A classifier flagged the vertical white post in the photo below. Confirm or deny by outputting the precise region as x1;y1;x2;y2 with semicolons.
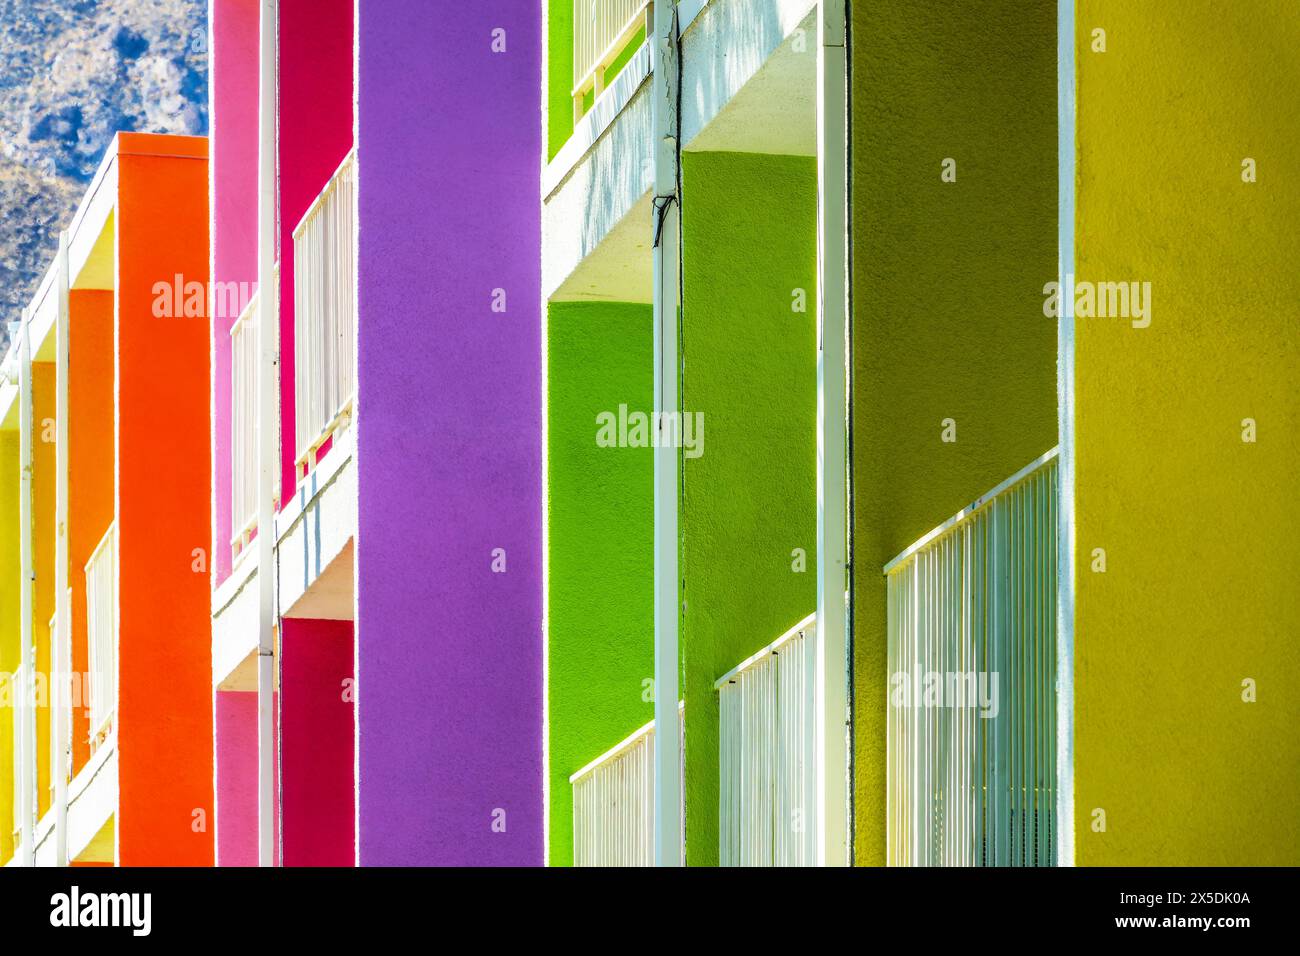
54;230;71;866
815;0;850;867
1055;0;1077;869
16;308;35;866
256;0;280;869
651;0;682;868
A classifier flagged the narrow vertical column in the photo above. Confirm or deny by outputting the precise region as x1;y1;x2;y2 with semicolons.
651;0;682;868
1054;0;1077;869
53;231;70;866
256;0;280;869
815;0;850;867
16;308;34;866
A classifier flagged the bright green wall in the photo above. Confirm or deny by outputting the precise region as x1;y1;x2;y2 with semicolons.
1073;0;1300;865
546;300;655;866
680;151;817;866
848;0;1059;865
544;1;574;160
0;432;18;864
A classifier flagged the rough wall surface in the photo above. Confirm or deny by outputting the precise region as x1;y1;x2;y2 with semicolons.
356;0;543;866
545;300;654;866
680;150;817;866
1073;0;1300;865
849;0;1059;865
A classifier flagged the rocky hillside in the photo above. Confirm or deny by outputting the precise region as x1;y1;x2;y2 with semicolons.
0;0;207;351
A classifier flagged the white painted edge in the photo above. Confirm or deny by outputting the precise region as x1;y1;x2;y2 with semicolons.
1055;0;1078;869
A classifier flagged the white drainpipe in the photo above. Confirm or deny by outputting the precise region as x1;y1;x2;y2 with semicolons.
651;0;683;867
17;307;35;866
256;0;280;868
814;0;851;867
53;230;71;866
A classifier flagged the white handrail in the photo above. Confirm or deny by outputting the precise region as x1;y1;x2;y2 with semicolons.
84;523;117;745
230;292;259;550
571;0;651;120
293;150;356;474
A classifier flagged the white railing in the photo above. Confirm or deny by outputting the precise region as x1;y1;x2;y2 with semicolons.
885;449;1059;867
84;523;117;745
293;150;356;477
716;613;817;867
572;0;651;122
570;702;683;866
230;292;258;555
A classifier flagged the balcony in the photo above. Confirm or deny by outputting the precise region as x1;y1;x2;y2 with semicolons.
572;0;652;123
85;522;117;751
884;449;1059;867
714;613;816;866
230;292;258;557
293;150;356;479
569;701;683;866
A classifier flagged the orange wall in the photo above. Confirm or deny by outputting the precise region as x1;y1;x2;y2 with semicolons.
113;134;214;865
69;290;116;776
33;361;55;819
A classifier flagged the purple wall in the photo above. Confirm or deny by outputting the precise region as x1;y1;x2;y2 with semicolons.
355;2;542;864
281;618;355;866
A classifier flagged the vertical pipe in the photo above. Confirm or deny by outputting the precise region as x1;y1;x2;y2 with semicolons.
650;0;682;868
16;308;35;866
814;0;851;868
1056;0;1077;869
256;0;280;869
54;230;70;866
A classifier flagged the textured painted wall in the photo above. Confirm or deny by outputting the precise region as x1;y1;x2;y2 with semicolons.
546;301;654;866
33;360;54;819
278;0;354;496
0;433;18;863
356;1;543;865
209;0;258;586
848;0;1059;865
1073;0;1300;865
115;135;213;865
680;151;817;866
215;689;278;866
281;617;354;866
545;0;573;160
68;290;115;777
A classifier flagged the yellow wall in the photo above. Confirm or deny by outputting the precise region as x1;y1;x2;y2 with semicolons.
1074;0;1300;864
0;431;19;863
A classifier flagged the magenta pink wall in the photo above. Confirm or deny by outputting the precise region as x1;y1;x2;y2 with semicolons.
281;619;355;866
215;689;279;866
210;0;259;586
278;0;355;503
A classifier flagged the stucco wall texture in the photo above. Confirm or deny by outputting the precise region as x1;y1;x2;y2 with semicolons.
356;1;543;865
680;151;818;866
0;434;18;863
848;0;1059;866
1073;0;1300;865
545;301;654;866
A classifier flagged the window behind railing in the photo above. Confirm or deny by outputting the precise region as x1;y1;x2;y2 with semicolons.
885;450;1059;866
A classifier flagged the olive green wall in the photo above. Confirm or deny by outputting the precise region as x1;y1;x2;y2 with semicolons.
680;151;817;865
848;0;1059;865
545;300;655;866
1072;0;1300;865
